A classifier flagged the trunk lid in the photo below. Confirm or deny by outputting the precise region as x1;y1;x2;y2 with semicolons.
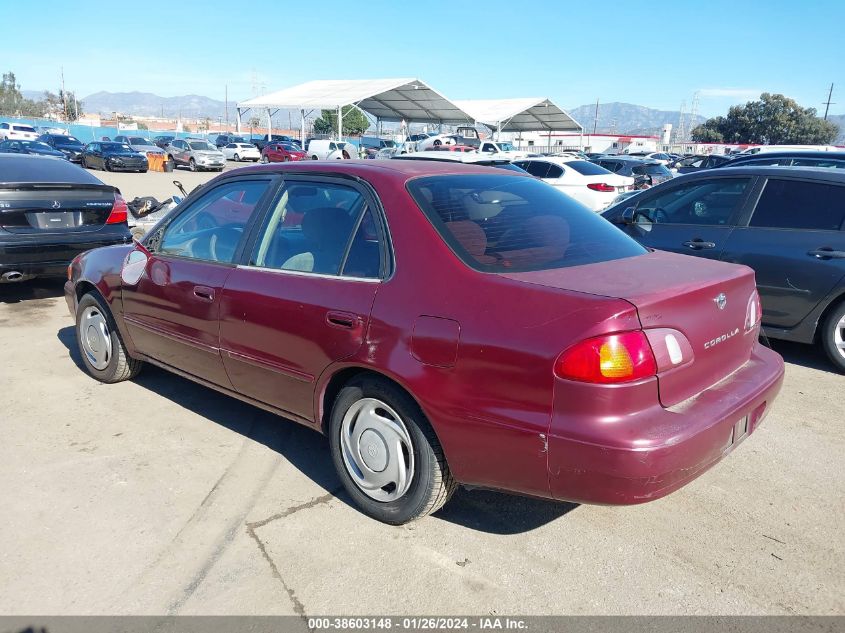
0;183;116;234
500;250;759;407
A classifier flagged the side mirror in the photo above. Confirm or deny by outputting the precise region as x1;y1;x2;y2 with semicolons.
621;207;636;225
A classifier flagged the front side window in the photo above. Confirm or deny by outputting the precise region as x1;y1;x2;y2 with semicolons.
408;174;646;272
156;179;272;263
517;161;552;178
750;179;845;231
251;181;381;277
635;178;751;225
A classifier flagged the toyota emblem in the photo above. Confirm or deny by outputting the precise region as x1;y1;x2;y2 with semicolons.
714;293;727;310
51;200;61;209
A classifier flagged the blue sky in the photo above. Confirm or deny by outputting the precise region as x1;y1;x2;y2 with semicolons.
3;0;843;117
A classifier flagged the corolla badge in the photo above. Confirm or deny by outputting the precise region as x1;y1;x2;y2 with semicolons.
51;200;62;209
713;293;727;310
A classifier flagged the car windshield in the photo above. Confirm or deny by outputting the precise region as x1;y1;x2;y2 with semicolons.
56;136;82;144
496;142;516;151
280;143;299;151
102;142;133;151
24;142;54;150
566;160;613;176
408;174;647;273
128;137;151;145
633;163;671;175
189;141;215;150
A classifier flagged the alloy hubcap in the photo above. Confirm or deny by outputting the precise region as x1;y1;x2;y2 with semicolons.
834;314;845;360
340;398;414;502
79;306;112;370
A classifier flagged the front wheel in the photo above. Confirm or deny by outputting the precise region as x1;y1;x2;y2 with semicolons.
234;153;240;162
76;292;143;383
821;301;845;372
189;158;197;172
329;376;457;524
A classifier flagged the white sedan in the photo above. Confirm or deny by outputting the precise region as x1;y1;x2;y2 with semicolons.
513;157;635;211
222;142;260;162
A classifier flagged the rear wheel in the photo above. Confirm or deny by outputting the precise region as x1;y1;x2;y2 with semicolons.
821;301;845;372
261;155;269;163
329;375;457;524
76;292;142;383
234;153;240;162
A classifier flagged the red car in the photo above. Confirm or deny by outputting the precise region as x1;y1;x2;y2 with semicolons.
261;142;307;163
65;161;784;524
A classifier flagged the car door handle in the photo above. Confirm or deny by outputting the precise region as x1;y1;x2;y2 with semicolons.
683;239;716;250
193;285;215;302
808;247;845;259
326;311;358;329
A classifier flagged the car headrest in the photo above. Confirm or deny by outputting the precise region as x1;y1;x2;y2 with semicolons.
445;220;487;257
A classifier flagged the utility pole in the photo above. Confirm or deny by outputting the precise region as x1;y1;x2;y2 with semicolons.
823;83;835;120
224;84;228;130
592;98;599;134
60;66;68;121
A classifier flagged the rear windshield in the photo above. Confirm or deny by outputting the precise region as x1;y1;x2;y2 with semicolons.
407;174;646;273
13;125;36;132
632;163;671;176
189;141;215;150
566;160;613;176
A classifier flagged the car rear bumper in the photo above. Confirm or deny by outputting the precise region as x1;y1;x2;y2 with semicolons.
0;229;132;278
547;342;784;504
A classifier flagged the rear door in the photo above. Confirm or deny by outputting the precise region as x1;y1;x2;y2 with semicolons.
721;176;845;329
616;175;755;260
122;176;276;386
219;176;386;421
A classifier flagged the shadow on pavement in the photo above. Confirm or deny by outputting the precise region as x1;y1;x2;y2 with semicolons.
769;339;839;374
0;278;66;304
56;324;574;534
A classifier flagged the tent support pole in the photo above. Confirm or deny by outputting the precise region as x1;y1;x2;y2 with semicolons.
236;109;242;134
267;109;272;139
337;105;343;142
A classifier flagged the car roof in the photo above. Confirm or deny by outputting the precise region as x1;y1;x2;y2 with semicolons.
0;154;106;185
727;151;845;161
229;158;525;181
670;165;845;183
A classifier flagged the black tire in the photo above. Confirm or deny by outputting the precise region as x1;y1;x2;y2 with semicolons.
328;375;457;524
234;153;240;162
103;160;110;172
140;169;148;173
75;292;143;383
820;300;845;372
312;155;318;160
189;158;197;172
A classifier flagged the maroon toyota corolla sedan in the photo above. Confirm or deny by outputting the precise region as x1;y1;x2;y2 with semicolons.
65;160;784;524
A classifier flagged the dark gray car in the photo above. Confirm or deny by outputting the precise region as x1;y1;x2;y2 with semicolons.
591;157;673;186
602;166;845;371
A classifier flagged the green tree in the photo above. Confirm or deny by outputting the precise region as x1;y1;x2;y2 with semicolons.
313;105;371;136
42;89;82;121
0;71;45;117
692;93;839;144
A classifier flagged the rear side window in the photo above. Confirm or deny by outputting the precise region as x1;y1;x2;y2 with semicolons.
521;161;552;178
790;157;845;169
566;160;613;176
633;164;671;176
407;174;647;273
750;179;845;231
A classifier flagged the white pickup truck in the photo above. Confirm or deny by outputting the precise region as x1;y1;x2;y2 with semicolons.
476;139;531;160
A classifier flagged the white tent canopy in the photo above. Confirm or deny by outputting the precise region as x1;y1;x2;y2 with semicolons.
454;98;582;132
237;78;475;127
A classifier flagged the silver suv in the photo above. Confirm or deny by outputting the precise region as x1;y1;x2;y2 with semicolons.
166;138;226;172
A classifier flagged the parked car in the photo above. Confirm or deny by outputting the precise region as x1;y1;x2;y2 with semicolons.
82;141;149;172
0;122;39;141
513;157;634;211
430;144;476;153
477;140;530;159
0;139;66;159
391;151;529;173
222;142;261;162
307;139;352;160
715;151;845;170
627;151;673;165
153;135;175;149
252;134;294;151
673;154;733;173
734;144;839;155
37;133;86;163
0;154;131;283
64;160;784;524
114;135;165;156
214;134;248;148
261;142;307;163
602;167;845;371
591;156;674;187
166;138;226;171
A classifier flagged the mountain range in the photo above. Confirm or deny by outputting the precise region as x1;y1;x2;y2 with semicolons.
19;90;845;142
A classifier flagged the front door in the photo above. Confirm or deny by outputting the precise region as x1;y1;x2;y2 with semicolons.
122;176;276;386
721;176;845;329
619;175;755;260
219;177;386;421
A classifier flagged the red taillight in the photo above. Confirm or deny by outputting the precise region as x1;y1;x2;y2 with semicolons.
106;193;128;224
587;182;616;192
554;331;657;384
